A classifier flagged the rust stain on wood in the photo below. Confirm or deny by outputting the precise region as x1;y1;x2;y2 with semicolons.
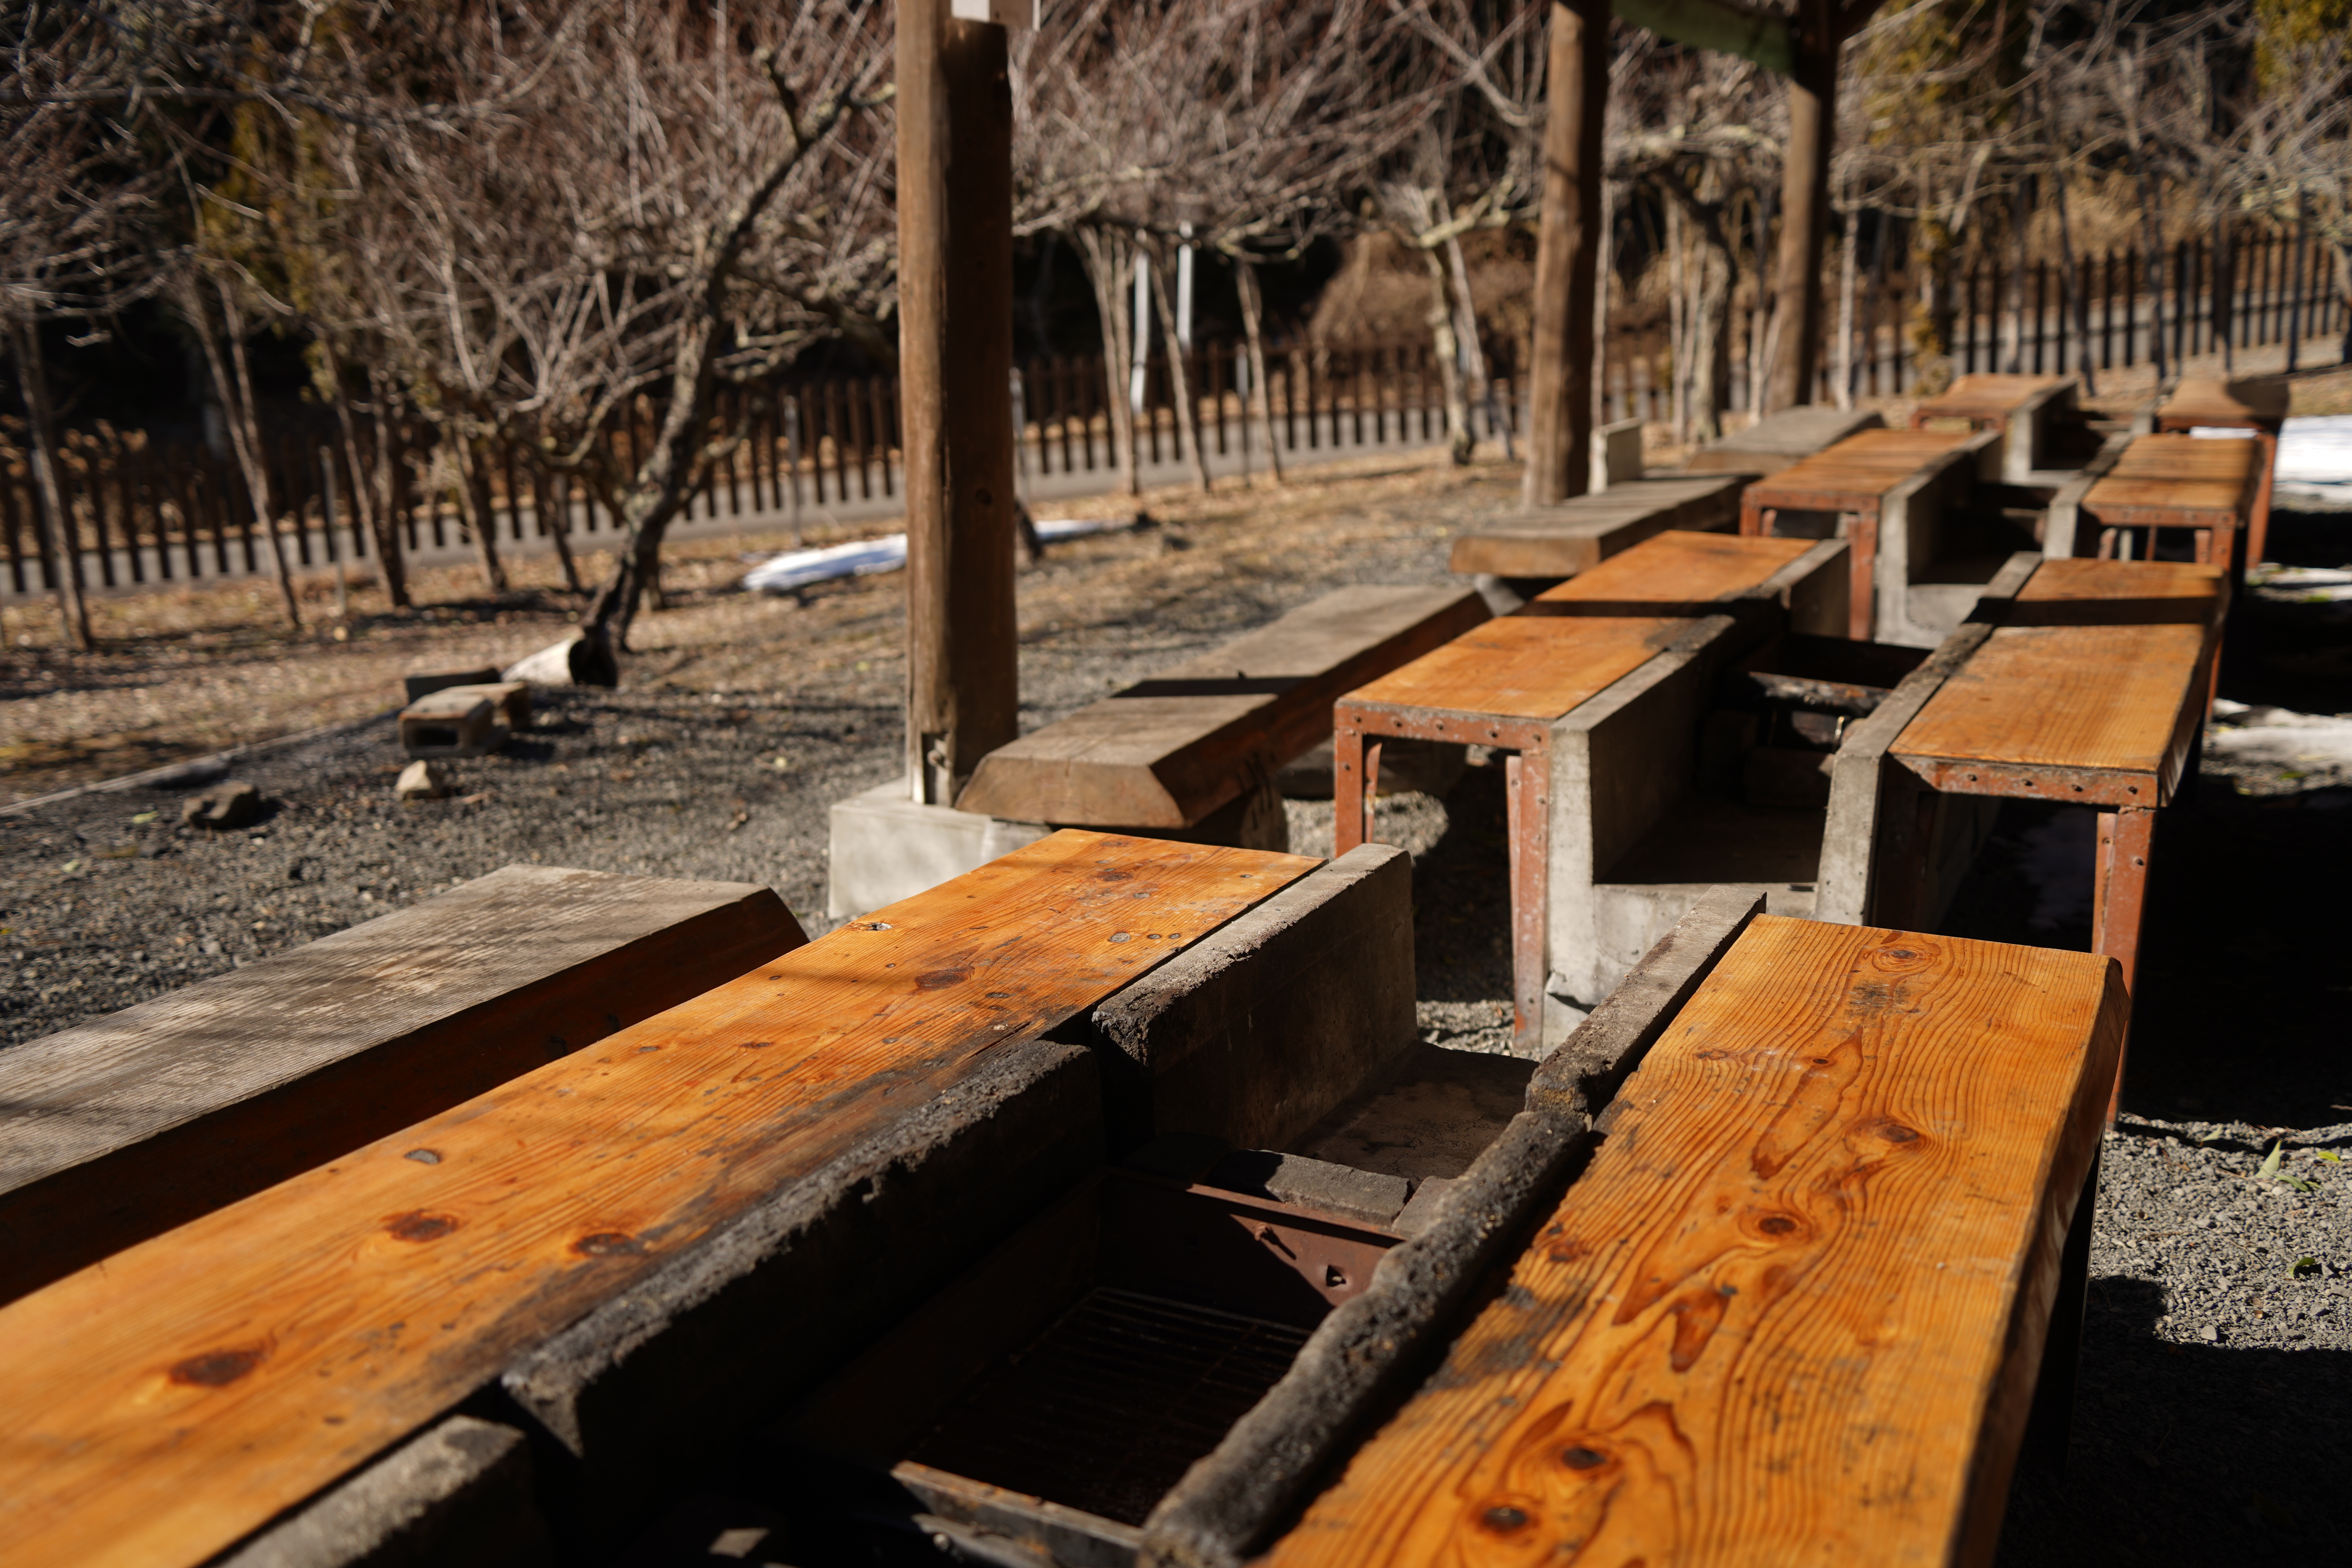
0;831;1312;1568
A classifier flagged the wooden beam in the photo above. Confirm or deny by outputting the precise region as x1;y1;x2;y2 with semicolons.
0;866;802;1305
1255;914;2127;1567
899;0;1018;803
0;832;1314;1568
1522;0;1610;508
1612;0;1792;73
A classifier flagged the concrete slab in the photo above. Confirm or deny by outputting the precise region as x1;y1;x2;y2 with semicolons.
1202;1150;1411;1228
209;1416;551;1568
825;780;1052;920
1683;406;1887;475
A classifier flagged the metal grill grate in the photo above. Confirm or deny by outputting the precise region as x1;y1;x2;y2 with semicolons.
905;1286;1311;1526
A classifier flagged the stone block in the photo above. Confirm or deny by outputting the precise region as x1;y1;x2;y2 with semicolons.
1201;1149;1411;1228
183;779;264;830
498;1039;1104;1544
208;1416;550;1568
397;690;499;759
395;760;448;802
826;780;1052;920
1061;844;1416;1153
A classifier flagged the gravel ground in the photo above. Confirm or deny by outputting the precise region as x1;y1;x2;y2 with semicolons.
2;470;2348;1557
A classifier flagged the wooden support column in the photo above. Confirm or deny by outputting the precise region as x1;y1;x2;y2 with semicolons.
1764;0;1838;413
899;0;1018;804
1522;0;1609;508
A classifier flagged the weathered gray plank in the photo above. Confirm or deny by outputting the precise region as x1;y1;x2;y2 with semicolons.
0;864;803;1301
1445;474;1748;579
956;586;1488;828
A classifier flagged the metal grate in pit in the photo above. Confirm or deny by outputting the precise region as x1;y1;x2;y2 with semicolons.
904;1285;1312;1527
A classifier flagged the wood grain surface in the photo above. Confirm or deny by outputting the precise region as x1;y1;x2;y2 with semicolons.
0;866;804;1303
1259;915;2127;1568
2157;376;2288;426
0;831;1312;1568
2017;558;2225;605
1445;477;1747;579
1891;622;2209;777
2082;434;2260;515
1909;373;2067;424
1343;616;1690;722
1745;428;1980;503
955;586;1486;826
1534;530;1814;606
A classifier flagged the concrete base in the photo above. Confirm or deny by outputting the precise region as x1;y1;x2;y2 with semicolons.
827;778;1290;922
826;781;1053;920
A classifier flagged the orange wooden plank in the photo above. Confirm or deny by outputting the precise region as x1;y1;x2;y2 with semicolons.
1744;429;1978;506
2085;434;2261;516
2018;557;2225;605
1911;372;2066;424
0;831;1314;1568
1892;622;2209;777
1343;615;1689;721
1533;530;1812;606
1259;915;2125;1568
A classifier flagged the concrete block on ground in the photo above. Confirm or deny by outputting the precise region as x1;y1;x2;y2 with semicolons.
826;780;1053;921
402;667;501;705
1058;844;1416;1153
437;681;530;730
499;1039;1105;1544
1592;416;1644;491
208;1417;550;1568
397;690;499;759
1201;1149;1411;1229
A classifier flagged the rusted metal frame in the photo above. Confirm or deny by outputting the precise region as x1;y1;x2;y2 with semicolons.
1891;755;2158;809
2152;417;2276;566
2093;805;2155;1118
1740;484;1881;639
1336;700;1556;1049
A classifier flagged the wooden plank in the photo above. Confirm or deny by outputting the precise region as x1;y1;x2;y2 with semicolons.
0;831;1313;1568
1892;621;2210;783
1447;475;1746;578
2010;557;2228;627
1532;529;1814;606
2156;374;2287;428
1343;615;1691;722
955;586;1488;828
2083;434;2259;518
1682;406;1884;476
1257;914;2126;1568
0;866;803;1305
1909;372;2068;425
1741;429;1982;513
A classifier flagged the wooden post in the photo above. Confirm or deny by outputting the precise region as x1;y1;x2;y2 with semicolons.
898;0;1018;805
1521;0;1608;508
1764;0;1837;413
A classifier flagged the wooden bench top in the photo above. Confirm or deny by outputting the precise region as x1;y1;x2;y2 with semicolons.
2012;558;2229;626
955;585;1487;828
1341;615;1690;723
1744;428;1982;507
2157;375;2288;428
1892;620;2211;795
1258;913;2125;1568
2082;434;2262;519
1684;405;1886;474
1911;372;2070;425
1532;530;1815;608
0;866;803;1304
1445;475;1747;579
0;831;1312;1568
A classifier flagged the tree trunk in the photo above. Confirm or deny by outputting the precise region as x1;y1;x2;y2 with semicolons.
1145;243;1212;493
2131;147;2169;382
363;368;413;609
1419;245;1475;464
12;322;92;650
1074;227;1141;496
187;281;301;629
584;322;716;650
2052;160;2097;394
1443;232;1491;438
316;339;386;601
1233;258;1284;483
1835;200;1859;410
1766;16;1836;411
452;426;508;597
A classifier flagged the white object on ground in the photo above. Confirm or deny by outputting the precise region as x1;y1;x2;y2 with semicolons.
2275;414;2352;502
2208;701;2352;772
741;516;1131;595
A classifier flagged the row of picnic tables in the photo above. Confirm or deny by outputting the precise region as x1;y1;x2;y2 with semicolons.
0;376;2270;1566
